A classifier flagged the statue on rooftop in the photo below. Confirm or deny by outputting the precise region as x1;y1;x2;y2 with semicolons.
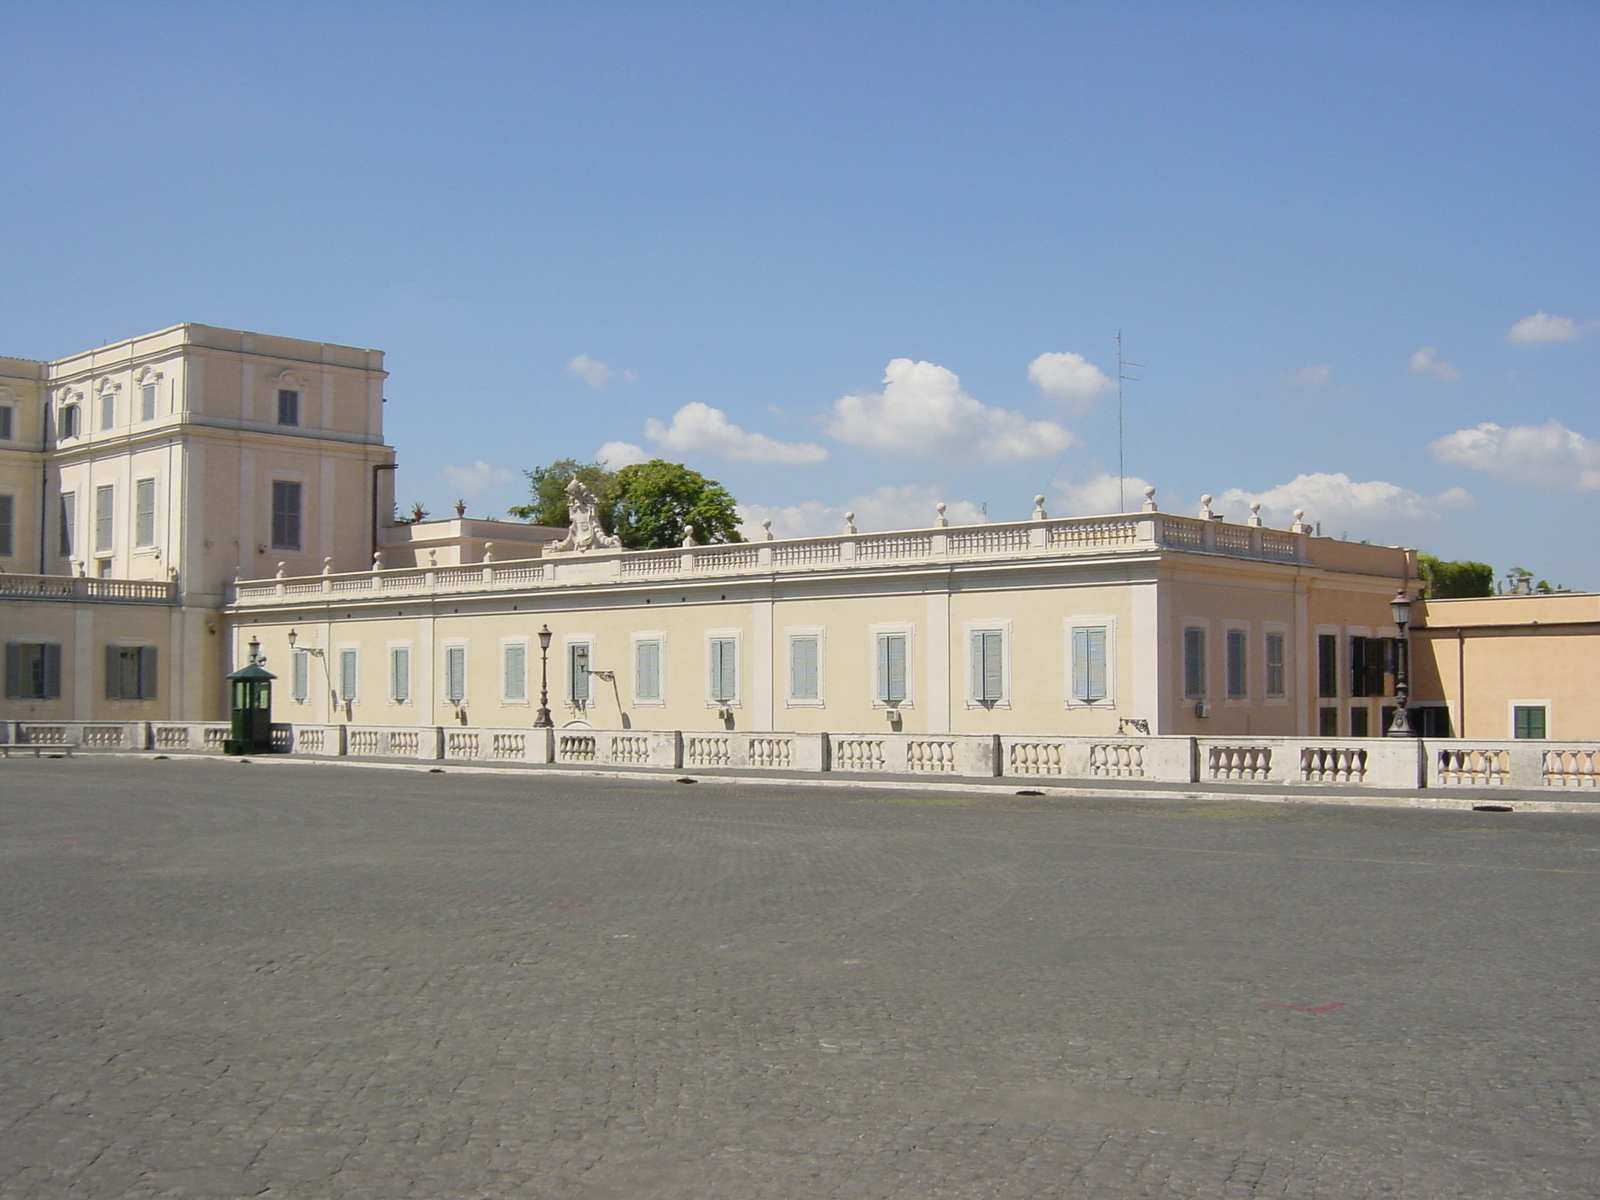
549;477;621;553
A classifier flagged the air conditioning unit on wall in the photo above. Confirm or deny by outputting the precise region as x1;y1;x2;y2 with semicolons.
1195;701;1211;718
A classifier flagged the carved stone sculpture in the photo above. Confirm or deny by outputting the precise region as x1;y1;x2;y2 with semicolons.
549;478;621;553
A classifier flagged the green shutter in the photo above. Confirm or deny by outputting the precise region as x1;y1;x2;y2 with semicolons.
4;644;20;699
106;644;123;700
139;646;157;699
41;644;61;699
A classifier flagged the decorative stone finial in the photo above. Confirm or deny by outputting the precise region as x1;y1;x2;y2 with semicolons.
843;511;857;535
428;549;437;567
1199;494;1217;521
761;518;774;541
682;523;697;548
1033;495;1047;520
1248;503;1263;528
934;502;949;528
1289;508;1312;534
275;562;286;578
233;564;243;583
322;556;333;575
482;542;494;563
372;551;383;571
1142;486;1158;512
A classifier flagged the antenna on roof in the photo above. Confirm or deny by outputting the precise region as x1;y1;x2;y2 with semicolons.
1116;332;1144;513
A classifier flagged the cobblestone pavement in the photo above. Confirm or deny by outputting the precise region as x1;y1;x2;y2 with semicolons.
2;757;1598;1199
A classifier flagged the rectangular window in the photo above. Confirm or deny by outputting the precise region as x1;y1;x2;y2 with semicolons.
95;484;114;554
135;478;156;547
277;389;299;426
444;646;466;703
59;404;79;439
1317;634;1339;698
271;480;302;550
1265;632;1286;698
105;645;157;701
59;492;75;558
635;639;662;702
390;646;410;703
785;635;820;702
0;405;12;439
503;644;526;701
1182;627;1206;700
1417;706;1454;738
99;392;116;430
877;633;908;705
1349;636;1386;697
1225;628;1248;700
1319;705;1339;736
970;629;1003;706
1071;626;1108;704
709;637;737;704
292;650;310;703
1513;705;1547;740
569;643;591;704
1350;705;1370;737
4;643;63;700
140;383;157;422
338;648;358;703
0;495;13;558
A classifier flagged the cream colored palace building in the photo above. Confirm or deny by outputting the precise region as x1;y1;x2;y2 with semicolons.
2;321;1506;742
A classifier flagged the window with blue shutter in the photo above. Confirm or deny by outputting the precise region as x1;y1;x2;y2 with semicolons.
1265;632;1286;698
292;649;310;703
1071;626;1108;703
339;649;358;703
970;630;1003;705
389;647;410;703
445;646;466;703
569;643;591;704
876;633;907;705
709;638;737;703
1226;629;1248;699
789;635;820;701
1183;628;1207;699
503;644;526;701
635;640;662;702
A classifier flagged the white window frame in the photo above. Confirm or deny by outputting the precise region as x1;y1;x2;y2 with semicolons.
1065;616;1116;708
388;643;412;705
631;632;666;707
1262;623;1288;704
442;642;468;706
866;623;914;710
269;475;306;552
57;396;81;440
785;626;826;707
705;629;742;709
501;640;529;705
1223;621;1250;705
963;619;1010;709
1181;618;1209;702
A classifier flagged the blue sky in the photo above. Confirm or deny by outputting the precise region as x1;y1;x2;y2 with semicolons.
4;2;1597;586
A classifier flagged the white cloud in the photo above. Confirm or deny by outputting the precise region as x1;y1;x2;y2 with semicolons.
595;440;650;468
1291;364;1331;388
645;402;828;464
1027;352;1113;410
828;359;1076;462
567;354;635;386
1213;473;1473;543
1431;420;1600;491
739;485;986;540
1052;471;1159;516
1507;312;1596;345
1408;347;1460;381
440;460;513;496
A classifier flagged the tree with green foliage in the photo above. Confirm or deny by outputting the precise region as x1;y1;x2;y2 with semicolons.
507;459;617;528
611;460;744;549
1417;553;1494;599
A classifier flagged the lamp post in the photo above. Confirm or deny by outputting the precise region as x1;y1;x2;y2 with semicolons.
534;624;553;728
1386;591;1416;737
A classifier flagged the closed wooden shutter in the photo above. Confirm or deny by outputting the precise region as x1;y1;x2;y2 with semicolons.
95;485;114;553
1073;627;1107;702
0;494;13;558
135;480;156;547
4;643;21;699
635;640;661;701
293;650;311;702
106;645;124;700
445;647;466;702
877;634;906;704
340;649;358;702
971;631;1002;704
710;638;736;703
569;644;591;703
41;644;61;699
1226;629;1247;699
138;646;157;699
503;644;526;701
1183;628;1206;699
790;636;819;701
389;647;409;703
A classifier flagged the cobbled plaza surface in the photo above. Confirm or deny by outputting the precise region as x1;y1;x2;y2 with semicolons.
2;756;1598;1199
